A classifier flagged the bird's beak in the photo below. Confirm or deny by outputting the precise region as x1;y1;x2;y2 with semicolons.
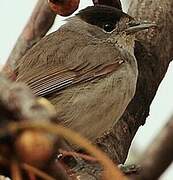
125;21;157;34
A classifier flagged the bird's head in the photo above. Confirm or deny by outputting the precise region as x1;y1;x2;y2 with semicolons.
64;5;156;54
75;5;156;36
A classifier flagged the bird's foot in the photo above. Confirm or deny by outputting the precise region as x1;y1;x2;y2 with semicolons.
118;164;141;175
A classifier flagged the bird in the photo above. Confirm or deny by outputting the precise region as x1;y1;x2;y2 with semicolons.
15;5;155;143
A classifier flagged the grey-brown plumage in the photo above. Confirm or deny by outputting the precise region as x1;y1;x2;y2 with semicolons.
16;5;155;142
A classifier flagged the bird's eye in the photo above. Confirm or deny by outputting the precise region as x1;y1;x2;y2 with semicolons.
103;23;115;32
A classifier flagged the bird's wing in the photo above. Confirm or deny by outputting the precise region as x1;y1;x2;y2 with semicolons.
17;59;124;97
16;30;125;97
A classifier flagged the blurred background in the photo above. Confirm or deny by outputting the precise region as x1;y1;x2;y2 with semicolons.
0;1;173;179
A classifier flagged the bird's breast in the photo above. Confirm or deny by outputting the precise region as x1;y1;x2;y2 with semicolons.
50;61;137;141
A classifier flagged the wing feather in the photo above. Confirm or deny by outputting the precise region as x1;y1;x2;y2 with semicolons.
16;29;125;97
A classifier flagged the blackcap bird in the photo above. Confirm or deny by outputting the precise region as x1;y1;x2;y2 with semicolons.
16;5;155;142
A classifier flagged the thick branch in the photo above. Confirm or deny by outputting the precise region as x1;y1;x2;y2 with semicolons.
2;0;56;79
0;75;55;123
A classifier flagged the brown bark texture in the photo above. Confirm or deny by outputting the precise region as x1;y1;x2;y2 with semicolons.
1;0;173;179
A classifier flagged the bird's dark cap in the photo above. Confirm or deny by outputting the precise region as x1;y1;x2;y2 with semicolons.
77;5;132;30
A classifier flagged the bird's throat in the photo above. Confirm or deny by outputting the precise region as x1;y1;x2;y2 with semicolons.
107;33;136;55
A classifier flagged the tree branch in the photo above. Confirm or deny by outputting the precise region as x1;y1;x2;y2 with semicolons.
130;115;173;180
2;0;56;79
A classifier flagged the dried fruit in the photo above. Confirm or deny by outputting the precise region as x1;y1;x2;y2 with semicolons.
48;0;80;16
15;130;54;168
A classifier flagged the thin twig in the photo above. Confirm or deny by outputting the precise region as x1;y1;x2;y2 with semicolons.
59;149;98;162
22;163;55;180
0;121;126;180
11;160;22;180
130;115;173;180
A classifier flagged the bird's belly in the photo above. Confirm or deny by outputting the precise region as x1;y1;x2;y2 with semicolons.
50;66;137;141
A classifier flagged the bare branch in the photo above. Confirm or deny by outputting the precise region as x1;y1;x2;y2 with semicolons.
0;75;55;122
130;115;173;180
2;0;56;79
